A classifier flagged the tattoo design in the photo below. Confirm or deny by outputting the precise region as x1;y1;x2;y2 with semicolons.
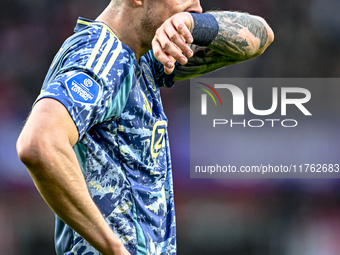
174;45;236;80
174;11;270;80
211;12;268;58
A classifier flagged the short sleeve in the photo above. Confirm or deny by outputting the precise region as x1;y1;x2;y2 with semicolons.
35;69;128;140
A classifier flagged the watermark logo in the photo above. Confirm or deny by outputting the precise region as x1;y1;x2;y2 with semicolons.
190;78;340;179
196;82;222;115
195;81;312;128
199;83;311;116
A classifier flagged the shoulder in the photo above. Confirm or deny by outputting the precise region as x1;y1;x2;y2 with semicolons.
66;19;134;78
48;18;136;90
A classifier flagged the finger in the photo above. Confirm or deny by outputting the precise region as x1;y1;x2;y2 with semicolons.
171;19;194;57
164;55;176;74
166;20;193;58
152;37;175;70
156;26;188;65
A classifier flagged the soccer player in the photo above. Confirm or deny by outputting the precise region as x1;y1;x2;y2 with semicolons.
16;0;274;254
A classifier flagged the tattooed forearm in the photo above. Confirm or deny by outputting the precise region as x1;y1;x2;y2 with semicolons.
209;11;270;59
174;11;273;81
225;12;268;48
174;45;238;80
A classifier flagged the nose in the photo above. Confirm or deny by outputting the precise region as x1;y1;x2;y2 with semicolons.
187;0;203;13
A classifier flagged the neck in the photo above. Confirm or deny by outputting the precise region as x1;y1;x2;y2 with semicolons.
96;2;150;61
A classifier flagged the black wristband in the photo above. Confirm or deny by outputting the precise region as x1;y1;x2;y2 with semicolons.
190;13;219;46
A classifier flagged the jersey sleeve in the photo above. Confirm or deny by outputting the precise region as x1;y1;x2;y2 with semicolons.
35;68;131;141
35;19;136;141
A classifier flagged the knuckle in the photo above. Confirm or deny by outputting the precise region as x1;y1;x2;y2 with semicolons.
155;27;162;36
169;32;179;42
162;41;172;51
153;49;161;58
177;23;185;31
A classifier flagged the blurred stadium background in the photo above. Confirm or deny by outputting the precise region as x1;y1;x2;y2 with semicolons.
1;0;340;254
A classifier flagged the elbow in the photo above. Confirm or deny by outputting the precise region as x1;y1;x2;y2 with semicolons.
17;135;53;180
252;19;275;58
263;16;275;45
268;26;275;44
16;134;45;168
264;24;275;49
242;17;274;59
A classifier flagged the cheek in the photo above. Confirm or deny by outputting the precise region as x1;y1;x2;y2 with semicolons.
163;0;185;15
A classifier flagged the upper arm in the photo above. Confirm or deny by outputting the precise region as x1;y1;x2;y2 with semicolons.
32;98;79;145
17;98;79;164
174;11;274;81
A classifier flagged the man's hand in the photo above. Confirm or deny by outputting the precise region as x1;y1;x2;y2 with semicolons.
152;12;194;74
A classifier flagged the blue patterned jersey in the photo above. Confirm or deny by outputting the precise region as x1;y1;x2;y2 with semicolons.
36;18;177;255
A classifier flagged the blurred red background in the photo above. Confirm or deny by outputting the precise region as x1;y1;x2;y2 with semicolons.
1;0;340;254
